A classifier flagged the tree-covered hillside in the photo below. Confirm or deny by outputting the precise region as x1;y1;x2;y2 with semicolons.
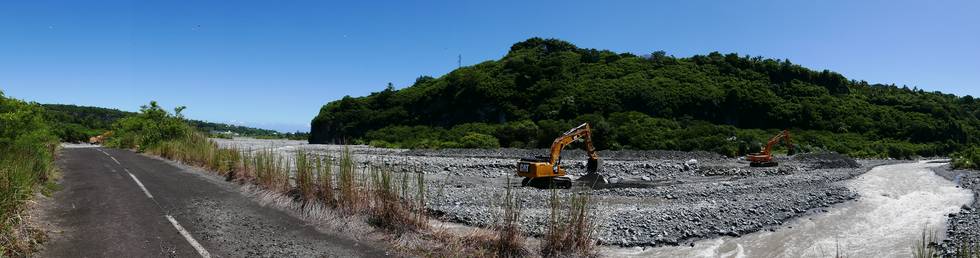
310;38;980;158
42;104;281;142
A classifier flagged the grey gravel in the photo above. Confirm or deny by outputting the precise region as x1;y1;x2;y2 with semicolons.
210;138;892;248
932;165;980;256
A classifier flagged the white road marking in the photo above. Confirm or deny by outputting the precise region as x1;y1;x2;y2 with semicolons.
97;149;121;164
97;148;211;257
166;215;212;258
127;173;154;199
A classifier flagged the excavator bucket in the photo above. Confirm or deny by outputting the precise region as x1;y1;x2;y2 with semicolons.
578;158;606;186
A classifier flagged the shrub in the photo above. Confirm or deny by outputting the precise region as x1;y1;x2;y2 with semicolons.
953;147;980;170
0;91;57;256
459;133;500;149
105;101;192;152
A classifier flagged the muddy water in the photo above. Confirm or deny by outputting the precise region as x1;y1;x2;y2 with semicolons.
608;161;974;258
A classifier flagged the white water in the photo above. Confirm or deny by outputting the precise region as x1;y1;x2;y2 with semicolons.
607;161;974;258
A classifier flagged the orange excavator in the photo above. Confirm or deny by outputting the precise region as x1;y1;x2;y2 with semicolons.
747;130;793;167
516;123;602;189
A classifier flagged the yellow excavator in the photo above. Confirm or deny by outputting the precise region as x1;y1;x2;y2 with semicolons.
516;123;602;189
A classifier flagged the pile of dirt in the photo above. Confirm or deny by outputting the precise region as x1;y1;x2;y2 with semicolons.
794;152;860;169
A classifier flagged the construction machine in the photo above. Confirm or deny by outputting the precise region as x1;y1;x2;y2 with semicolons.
516;123;602;189
746;130;793;167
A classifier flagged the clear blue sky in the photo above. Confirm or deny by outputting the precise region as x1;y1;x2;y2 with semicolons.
1;0;978;132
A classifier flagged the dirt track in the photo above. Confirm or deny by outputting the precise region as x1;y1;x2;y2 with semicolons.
214;138;890;247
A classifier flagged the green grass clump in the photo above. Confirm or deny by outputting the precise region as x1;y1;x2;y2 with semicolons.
953;147;980;170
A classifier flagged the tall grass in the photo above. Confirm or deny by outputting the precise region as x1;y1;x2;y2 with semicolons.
252;149;289;193
315;155;334;206
295;150;315;203
542;186;598;257
494;177;527;257
337;146;360;212
912;228;939;258
367;164;428;233
0;145;55;255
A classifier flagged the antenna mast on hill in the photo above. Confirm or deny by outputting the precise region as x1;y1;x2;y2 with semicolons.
458;54;461;68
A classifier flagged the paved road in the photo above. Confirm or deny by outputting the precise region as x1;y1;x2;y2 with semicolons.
41;147;386;257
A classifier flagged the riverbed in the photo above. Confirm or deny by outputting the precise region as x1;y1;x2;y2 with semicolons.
610;161;974;257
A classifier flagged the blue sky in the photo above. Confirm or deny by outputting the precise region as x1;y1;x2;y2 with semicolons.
1;0;978;132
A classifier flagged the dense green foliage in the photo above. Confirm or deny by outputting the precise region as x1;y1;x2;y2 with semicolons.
953;147;980;169
311;38;980;158
104;101;194;152
42;104;131;143
0;92;58;255
41;103;286;142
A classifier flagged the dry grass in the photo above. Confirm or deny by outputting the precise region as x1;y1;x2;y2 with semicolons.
494;178;528;257
367;165;428;234
541;186;599;258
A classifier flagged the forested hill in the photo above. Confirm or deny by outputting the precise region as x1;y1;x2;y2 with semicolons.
310;38;980;158
42;104;281;142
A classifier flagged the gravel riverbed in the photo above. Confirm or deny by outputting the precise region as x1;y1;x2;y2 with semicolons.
932;165;980;255
211;138;891;247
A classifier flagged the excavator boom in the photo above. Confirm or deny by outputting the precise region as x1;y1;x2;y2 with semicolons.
747;130;792;167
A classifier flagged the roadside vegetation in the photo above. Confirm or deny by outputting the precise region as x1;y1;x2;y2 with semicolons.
105;101;602;257
310;38;980;159
0;91;58;256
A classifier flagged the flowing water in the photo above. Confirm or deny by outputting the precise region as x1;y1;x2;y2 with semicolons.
608;161;974;258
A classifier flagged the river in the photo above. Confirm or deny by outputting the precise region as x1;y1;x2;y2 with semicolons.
607;161;974;258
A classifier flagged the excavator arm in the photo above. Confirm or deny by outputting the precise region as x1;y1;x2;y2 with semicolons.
747;130;792;167
760;130;792;157
548;123;599;172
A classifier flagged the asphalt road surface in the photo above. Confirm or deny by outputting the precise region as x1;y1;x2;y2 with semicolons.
40;147;386;257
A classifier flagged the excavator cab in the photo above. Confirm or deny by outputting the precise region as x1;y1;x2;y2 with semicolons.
516;123;603;189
